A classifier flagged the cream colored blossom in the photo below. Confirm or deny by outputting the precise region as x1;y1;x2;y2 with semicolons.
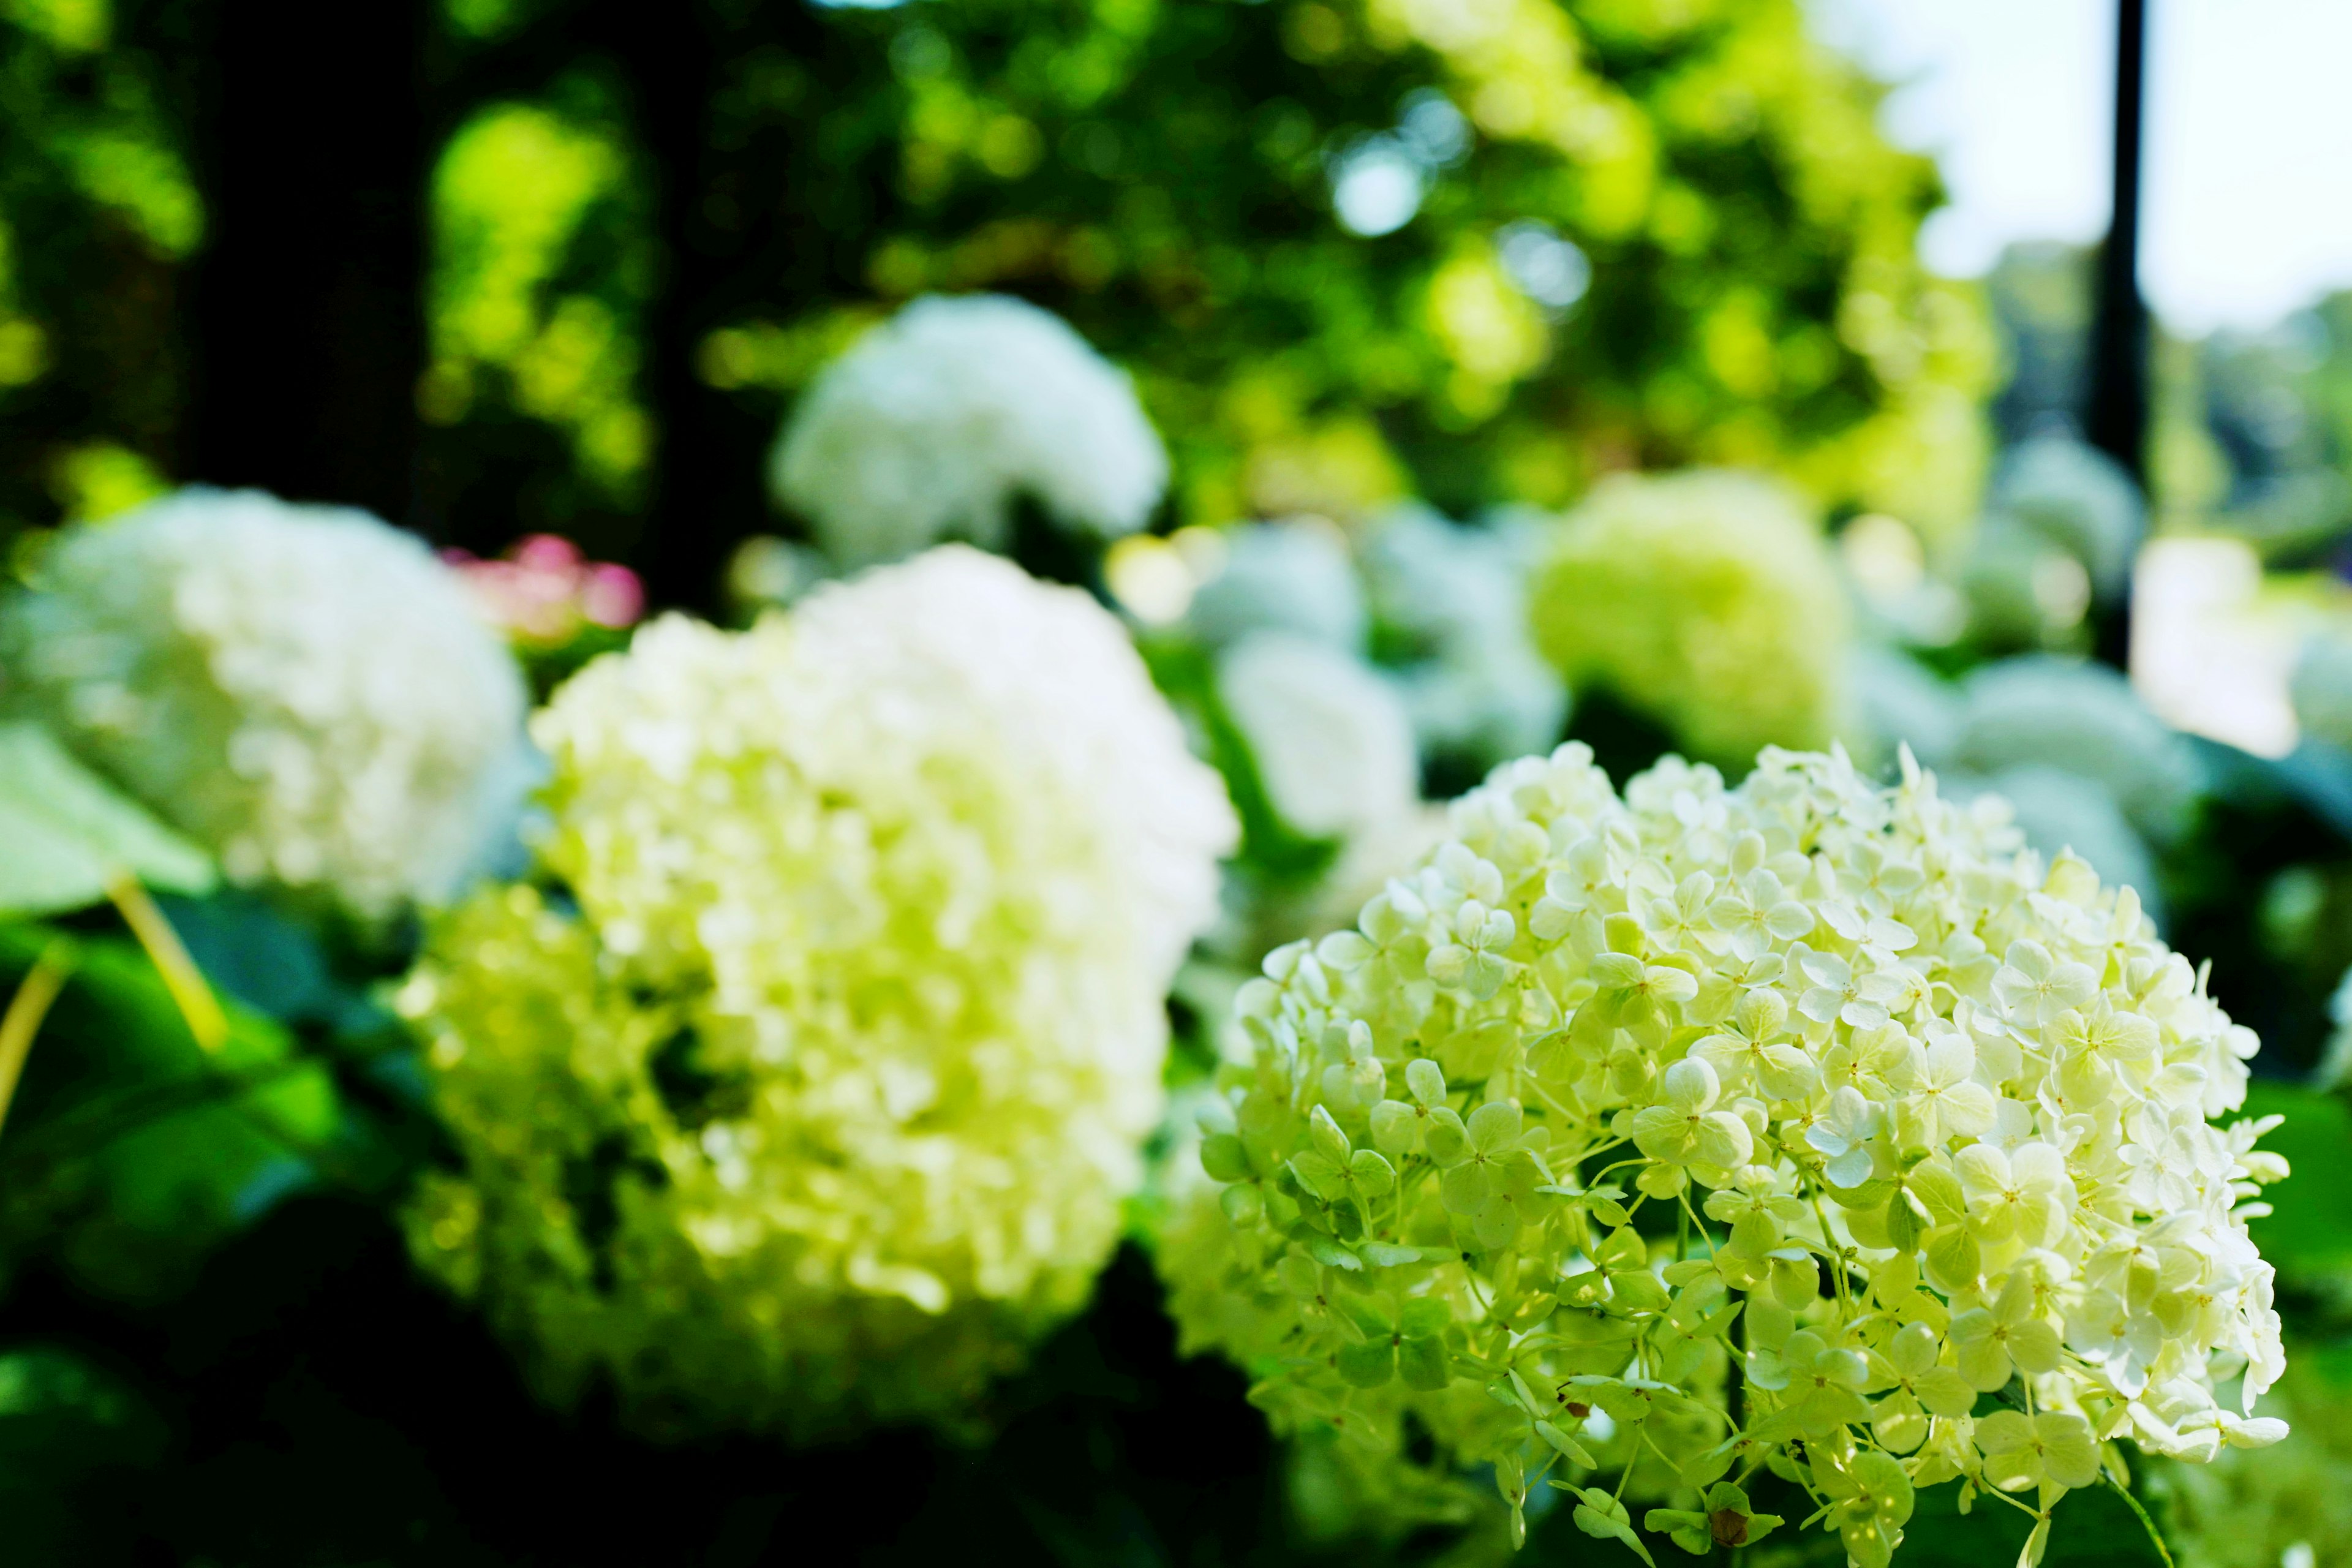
1157;742;2285;1561
0;487;531;918
1528;472;1849;764
404;546;1234;1437
1216;631;1421;845
771;295;1168;567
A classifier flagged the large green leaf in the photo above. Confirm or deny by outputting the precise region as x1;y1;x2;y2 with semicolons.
2242;1078;2352;1283
0;922;341;1300
0;722;214;916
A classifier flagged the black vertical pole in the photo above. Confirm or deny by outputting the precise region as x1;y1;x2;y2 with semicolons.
628;2;736;614
188;0;427;525
2086;0;2147;667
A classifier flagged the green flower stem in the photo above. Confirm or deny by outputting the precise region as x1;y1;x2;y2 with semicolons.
0;938;74;1139
2103;1474;2176;1568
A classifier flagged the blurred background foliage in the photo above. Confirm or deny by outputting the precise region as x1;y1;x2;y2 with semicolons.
0;0;2000;592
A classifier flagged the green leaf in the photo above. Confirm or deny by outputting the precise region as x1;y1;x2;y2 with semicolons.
1199;1132;1251;1183
1536;1418;1597;1468
1336;1338;1394;1389
1568;1488;1659;1567
0;723;213;916
0;923;342;1299
1134;636;1340;888
1398;1296;1450;1338
1305;1237;1362;1271
2241;1079;2352;1283
1398;1332;1450;1391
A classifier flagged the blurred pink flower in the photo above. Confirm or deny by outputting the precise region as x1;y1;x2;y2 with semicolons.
443;534;644;647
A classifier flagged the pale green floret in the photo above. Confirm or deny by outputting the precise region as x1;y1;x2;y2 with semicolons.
1157;741;2286;1563
404;546;1234;1438
1528;472;1849;765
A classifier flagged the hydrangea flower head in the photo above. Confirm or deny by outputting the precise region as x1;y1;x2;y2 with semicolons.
402;546;1234;1438
1362;507;1567;772
1529;472;1849;764
1947;764;2160;920
1992;435;2144;599
1951;657;2201;843
1185;518;1367;652
0;488;531;918
1160;742;2285;1562
771;295;1169;567
1216;631;1420;845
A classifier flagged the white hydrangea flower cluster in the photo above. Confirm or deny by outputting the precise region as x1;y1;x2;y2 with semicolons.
1860;653;2200;915
1528;472;1849;765
1182;521;1426;876
1186;519;1368;652
1959;437;2143;647
1158;742;2286;1566
0;488;532;919
1216;632;1420;845
1360;507;1569;771
771;295;1169;567
1991;436;2146;600
1176;513;1564;888
402;547;1234;1438
1945;658;2201;846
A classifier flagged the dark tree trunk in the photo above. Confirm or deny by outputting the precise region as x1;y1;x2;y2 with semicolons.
627;1;744;614
2086;0;2148;667
187;0;426;526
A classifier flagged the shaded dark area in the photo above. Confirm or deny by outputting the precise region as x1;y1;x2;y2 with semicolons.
0;1207;1326;1567
187;0;427;523
2168;739;2352;1079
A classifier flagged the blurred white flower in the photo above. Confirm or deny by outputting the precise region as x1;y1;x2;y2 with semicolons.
1952;655;2203;842
1847;644;1963;772
2289;632;2352;753
771;294;1167;567
0;488;532;918
1216;631;1420;845
1993;433;2145;598
1185;518;1366;650
2131;536;2302;759
1360;507;1567;770
2314;967;2352;1090
1961;516;2094;647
